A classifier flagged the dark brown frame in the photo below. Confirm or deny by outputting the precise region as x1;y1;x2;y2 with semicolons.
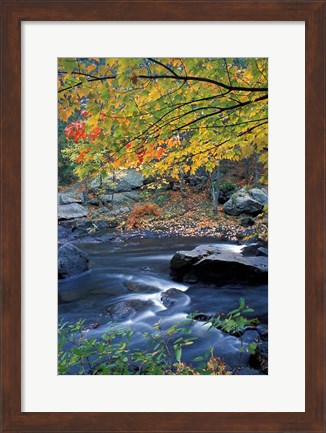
1;1;325;432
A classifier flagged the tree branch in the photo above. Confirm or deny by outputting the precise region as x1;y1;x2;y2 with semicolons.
147;58;179;77
137;74;268;92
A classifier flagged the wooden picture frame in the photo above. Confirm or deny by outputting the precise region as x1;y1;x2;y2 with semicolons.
1;1;325;432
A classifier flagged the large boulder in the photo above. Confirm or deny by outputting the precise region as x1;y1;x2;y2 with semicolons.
241;243;268;257
171;245;267;283
250;188;268;205
58;192;82;205
58;243;89;279
171;245;219;270
102;191;139;204
91;169;144;193
223;187;268;216
58;203;88;220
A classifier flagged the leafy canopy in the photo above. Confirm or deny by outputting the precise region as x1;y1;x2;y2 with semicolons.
58;57;268;182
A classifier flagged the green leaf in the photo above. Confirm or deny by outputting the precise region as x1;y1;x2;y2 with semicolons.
242;308;254;313
174;345;182;363
247;342;258;355
193;356;204;362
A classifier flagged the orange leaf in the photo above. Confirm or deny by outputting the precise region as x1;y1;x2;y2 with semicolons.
87;64;96;72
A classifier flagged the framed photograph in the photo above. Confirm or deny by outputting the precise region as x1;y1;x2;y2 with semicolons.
1;1;325;432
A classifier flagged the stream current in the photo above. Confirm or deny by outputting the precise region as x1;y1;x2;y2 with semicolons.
58;236;268;371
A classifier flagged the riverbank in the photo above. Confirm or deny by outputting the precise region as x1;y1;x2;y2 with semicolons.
59;184;268;244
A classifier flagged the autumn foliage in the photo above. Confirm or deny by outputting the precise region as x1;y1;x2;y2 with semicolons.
125;204;161;229
59;57;268;185
64;121;103;144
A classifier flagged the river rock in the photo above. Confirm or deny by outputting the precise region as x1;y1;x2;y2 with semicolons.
58;203;88;220
58;243;89;279
241;243;268;257
242;330;260;344
223;187;267;216
256;324;268;340
170;245;220;270
257;247;268;257
58;192;82;205
58;225;75;242
183;272;198;284
58;218;87;229
161;288;188;308
106;299;153;321
125;281;160;294
171;245;267;283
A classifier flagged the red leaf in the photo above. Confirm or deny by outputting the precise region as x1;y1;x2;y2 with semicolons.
64;120;86;142
157;147;164;158
91;126;103;139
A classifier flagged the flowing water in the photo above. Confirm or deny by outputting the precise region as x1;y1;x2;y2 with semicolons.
58;236;268;371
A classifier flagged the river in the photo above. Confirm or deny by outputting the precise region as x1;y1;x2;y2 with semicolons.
58;236;268;373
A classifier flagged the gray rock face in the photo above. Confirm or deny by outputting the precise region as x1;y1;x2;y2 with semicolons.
104;207;130;217
257;247;268;257
91;169;144;193
223;187;268;216
113;191;139;203
170;246;220;270
171;245;267;283
102;191;139;204
58;244;89;279
106;299;153;321
250;188;268;205
58;203;88;220
58;193;82;205
241;243;268;257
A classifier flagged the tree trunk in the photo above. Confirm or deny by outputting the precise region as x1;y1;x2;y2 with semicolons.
254;152;259;186
210;164;220;216
111;171;116;204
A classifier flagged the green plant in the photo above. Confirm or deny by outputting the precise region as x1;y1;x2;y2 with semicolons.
154;194;169;206
220;180;237;194
147;320;196;368
188;298;259;373
58;319;134;375
58;319;232;375
203;297;256;333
